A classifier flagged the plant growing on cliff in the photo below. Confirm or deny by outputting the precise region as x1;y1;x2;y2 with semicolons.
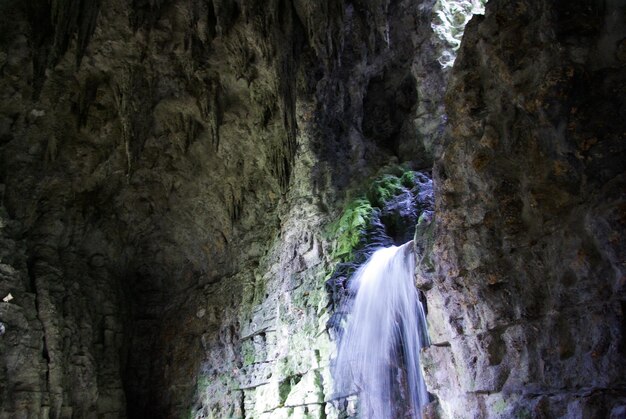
328;198;374;262
366;174;404;207
327;169;422;264
324;169;430;334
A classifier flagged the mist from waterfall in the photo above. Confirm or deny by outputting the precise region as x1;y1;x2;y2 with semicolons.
333;242;429;419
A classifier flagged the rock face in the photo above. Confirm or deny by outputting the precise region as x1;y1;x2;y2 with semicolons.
0;0;456;418
419;0;626;417
0;0;624;418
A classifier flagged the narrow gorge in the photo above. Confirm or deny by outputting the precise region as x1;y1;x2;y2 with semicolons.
0;0;624;418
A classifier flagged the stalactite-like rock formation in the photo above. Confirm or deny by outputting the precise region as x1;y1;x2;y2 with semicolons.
0;0;446;417
0;0;623;418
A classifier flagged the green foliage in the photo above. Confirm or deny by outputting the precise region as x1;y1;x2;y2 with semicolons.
366;174;404;207
400;170;417;188
328;198;373;262
327;169;418;264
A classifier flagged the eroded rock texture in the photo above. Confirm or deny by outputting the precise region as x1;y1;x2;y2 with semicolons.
0;0;454;418
0;0;623;418
420;0;626;417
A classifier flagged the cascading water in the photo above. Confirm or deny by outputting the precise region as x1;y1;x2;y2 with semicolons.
333;241;430;419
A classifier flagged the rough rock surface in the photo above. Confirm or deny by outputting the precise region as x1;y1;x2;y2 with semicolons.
0;0;623;418
0;0;458;418
419;0;626;417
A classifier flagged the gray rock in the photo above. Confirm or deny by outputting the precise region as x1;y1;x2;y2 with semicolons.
418;0;626;417
0;0;622;418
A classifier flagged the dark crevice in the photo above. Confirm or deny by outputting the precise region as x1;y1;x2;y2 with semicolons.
24;0;102;97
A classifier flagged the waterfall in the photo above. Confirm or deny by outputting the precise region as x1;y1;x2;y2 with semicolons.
333;241;429;419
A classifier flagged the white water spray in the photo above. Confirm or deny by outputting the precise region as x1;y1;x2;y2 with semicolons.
333;241;429;419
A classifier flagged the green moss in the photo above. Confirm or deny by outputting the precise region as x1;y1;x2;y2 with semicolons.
327;198;373;262
278;374;302;406
366;174;404;207
241;341;255;366
400;170;417;188
325;168;419;285
197;375;211;393
278;381;291;405
326;169;420;268
276;358;291;378
244;352;255;366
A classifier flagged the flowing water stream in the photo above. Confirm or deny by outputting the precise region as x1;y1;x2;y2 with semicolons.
333;241;429;418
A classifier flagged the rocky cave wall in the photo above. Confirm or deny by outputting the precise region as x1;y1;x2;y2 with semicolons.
0;0;624;419
418;0;626;417
0;0;453;418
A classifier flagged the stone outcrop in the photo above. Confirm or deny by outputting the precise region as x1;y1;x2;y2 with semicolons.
419;0;626;417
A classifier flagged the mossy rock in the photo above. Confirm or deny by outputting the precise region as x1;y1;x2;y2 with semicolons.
366;174;405;207
325;169;433;335
327;169;419;261
327;198;373;262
